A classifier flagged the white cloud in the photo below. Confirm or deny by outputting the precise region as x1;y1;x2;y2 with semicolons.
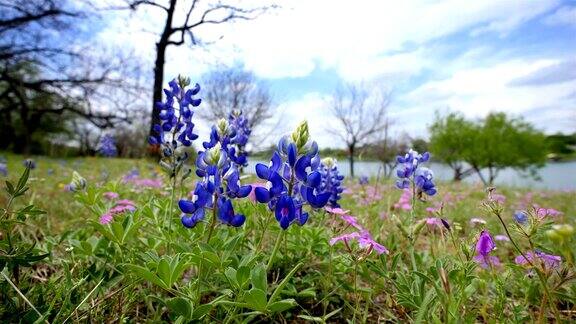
399;58;576;135
542;6;576;27
97;0;560;81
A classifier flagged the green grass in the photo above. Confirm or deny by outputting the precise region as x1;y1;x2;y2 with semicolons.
1;153;575;323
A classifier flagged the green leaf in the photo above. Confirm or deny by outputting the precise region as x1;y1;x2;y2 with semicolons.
250;264;267;292
244;288;267;312
124;264;166;290
5;181;14;195
225;267;238;290
236;265;250;289
268;262;303;305
191;303;213;320
267;299;297;313
157;258;171;287
166;297;192;318
16;165;31;192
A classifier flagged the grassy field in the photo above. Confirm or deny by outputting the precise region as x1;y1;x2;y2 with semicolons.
0;153;575;323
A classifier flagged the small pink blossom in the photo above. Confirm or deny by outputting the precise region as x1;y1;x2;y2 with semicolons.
99;213;113;225
99;199;137;224
490;193;506;204
425;217;444;228
515;251;561;269
393;189;412;211
325;206;350;215
534;205;563;219
329;231;389;255
470;217;487;225
340;215;364;230
494;235;510;242
116;199;136;206
103;192;119;200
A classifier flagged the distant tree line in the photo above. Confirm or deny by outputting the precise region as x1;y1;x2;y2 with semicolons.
429;112;548;185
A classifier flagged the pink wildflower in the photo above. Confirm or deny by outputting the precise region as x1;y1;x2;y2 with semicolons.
103;191;119;200
325;206;350;215
515;251;561;269
470;217;487;225
99;213;113;225
393;189;412;211
329;231;388;255
340;215;364;230
494;235;510;242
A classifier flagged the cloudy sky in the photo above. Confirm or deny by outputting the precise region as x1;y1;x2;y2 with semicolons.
97;0;576;148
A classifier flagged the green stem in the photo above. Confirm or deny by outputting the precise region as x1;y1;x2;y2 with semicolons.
205;194;218;243
166;176;176;254
494;212;560;321
267;230;285;270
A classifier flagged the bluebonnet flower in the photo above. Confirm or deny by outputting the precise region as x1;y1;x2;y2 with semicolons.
395;149;436;198
0;156;7;177
203;114;251;169
227;109;251;167
23;159;36;169
358;175;369;185
254;121;330;230
98;134;117;157
179;138;252;230
65;171;87;192
318;157;345;208
149;76;202;178
513;210;528;224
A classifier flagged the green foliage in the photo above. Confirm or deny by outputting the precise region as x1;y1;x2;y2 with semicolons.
429;112;547;184
0;154;574;322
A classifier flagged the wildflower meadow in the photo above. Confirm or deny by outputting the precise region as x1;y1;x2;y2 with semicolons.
0;77;574;323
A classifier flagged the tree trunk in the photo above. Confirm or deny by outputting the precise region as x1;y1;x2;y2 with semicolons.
149;0;177;141
473;166;488;186
348;143;355;178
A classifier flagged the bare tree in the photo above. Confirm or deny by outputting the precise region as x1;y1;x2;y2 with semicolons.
200;66;275;142
0;0;141;153
327;83;391;177
118;0;274;142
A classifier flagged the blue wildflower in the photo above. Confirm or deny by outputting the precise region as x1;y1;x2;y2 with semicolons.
514;210;528;225
254;121;330;230
358;175;369;185
318;157;345;208
179;137;251;230
227;110;251;167
0;156;7;177
150;76;201;178
98;134;117;157
395;149;436;198
0;162;7;177
23;159;36;169
203;114;250;169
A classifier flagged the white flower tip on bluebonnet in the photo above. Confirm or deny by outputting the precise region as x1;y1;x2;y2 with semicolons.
416;167;434;180
216;118;230;137
322;157;336;168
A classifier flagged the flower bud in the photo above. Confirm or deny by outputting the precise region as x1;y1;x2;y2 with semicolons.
321;157;336;169
216;118;230;137
178;75;191;88
291;120;310;151
68;171;87;192
546;229;563;243
552;224;574;237
206;143;222;165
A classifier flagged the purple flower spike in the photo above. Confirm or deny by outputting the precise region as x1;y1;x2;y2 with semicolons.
476;230;496;256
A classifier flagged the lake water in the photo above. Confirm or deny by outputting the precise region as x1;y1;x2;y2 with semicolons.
246;160;576;191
